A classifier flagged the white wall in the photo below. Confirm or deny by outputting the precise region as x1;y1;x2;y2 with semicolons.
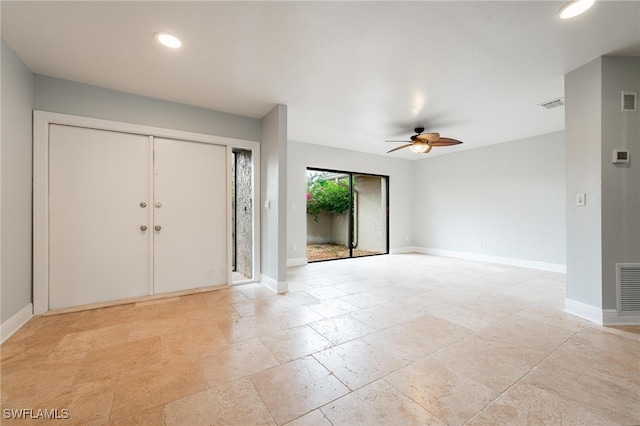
34;75;261;142
565;55;639;320
413;132;566;267
1;39;34;323
25;74;291;294
565;58;603;308
600;57;639;310
1;42;266;330
261;105;288;286
287;141;415;263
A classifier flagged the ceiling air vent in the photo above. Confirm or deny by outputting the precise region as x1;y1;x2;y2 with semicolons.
539;97;565;109
621;91;637;112
617;263;640;316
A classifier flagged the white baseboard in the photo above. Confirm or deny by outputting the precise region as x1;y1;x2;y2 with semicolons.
389;246;421;254
603;309;640;326
413;247;566;273
287;257;308;267
564;298;603;325
564;300;640;326
1;303;34;344
260;274;288;294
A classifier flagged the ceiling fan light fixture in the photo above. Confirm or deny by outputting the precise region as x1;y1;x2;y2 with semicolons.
559;0;595;19
409;142;430;154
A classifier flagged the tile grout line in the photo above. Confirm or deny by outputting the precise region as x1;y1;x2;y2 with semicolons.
462;329;579;425
381;377;448;425
245;376;279;425
106;371;121;424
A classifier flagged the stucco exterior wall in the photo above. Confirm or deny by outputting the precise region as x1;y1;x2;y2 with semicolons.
354;176;387;253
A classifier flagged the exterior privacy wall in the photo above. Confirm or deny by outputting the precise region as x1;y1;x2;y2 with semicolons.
354;175;387;253
307;212;344;245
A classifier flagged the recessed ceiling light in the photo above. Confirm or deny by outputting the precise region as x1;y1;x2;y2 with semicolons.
155;32;181;49
559;0;595;19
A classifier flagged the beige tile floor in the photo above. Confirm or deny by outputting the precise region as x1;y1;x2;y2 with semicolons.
1;253;638;425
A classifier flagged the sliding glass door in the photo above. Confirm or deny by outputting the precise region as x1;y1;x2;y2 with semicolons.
306;168;389;262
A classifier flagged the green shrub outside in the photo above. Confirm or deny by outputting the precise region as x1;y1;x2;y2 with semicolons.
306;177;349;222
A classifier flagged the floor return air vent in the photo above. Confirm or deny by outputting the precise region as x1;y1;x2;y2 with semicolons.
617;263;640;316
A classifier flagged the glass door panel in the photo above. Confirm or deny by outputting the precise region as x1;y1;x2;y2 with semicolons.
352;174;388;258
306;170;352;262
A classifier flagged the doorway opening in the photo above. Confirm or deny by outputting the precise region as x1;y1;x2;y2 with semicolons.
306;168;389;262
232;149;253;282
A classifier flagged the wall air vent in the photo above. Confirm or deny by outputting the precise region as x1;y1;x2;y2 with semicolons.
617;263;640;316
539;97;565;109
621;91;637;112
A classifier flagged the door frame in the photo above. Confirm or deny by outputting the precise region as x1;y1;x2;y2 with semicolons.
33;111;261;315
306;167;390;262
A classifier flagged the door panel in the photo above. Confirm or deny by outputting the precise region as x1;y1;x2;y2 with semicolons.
48;125;150;309
153;138;227;293
352;175;388;257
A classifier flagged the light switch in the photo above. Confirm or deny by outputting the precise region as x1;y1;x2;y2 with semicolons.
576;193;586;206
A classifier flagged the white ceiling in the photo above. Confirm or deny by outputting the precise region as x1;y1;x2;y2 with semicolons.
2;1;639;159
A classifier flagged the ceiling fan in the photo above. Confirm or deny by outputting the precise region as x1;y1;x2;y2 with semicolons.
386;127;463;154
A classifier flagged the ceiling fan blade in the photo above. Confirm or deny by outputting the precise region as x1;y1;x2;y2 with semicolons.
415;132;440;142
430;137;463;147
386;144;413;153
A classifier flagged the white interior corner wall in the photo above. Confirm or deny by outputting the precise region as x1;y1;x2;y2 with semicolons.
1;39;34;339
565;58;604;312
287;141;415;265
260;104;288;292
565;55;640;326
600;57;640;313
412;132;567;271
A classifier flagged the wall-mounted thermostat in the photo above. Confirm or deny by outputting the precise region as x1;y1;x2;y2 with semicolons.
612;149;630;164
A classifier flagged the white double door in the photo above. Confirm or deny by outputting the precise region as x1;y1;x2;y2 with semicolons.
48;124;227;310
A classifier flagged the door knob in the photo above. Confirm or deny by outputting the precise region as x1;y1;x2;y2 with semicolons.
155;225;162;231
140;202;147;208
140;225;147;231
155;202;162;209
